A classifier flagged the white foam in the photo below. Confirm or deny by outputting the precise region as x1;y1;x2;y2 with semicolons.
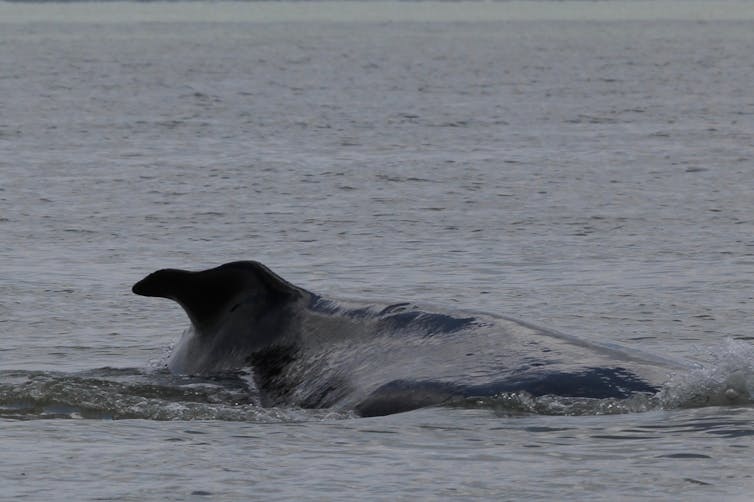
658;339;754;408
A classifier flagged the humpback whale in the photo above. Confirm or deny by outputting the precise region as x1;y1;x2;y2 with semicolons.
132;261;686;416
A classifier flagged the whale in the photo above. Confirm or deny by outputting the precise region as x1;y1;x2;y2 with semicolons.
132;261;689;416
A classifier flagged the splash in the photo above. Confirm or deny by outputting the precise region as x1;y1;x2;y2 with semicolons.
658;338;754;408
457;392;661;416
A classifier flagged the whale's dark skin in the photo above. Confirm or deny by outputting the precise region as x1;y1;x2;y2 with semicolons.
133;261;688;417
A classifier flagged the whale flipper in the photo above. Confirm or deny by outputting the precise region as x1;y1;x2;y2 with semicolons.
132;261;306;330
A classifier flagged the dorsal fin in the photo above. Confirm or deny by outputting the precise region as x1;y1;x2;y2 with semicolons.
132;261;307;330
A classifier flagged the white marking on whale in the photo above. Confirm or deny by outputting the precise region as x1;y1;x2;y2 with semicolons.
132;261;692;416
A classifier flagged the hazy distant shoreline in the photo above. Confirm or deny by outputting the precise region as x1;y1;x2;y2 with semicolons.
1;0;753;24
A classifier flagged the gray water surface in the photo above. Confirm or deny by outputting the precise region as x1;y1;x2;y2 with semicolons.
1;2;753;499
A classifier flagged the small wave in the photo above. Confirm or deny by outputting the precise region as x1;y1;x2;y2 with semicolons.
0;368;352;422
457;392;661;417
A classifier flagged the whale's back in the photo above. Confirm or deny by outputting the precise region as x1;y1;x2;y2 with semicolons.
277;300;684;414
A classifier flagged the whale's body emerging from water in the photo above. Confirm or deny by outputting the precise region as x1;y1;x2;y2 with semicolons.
133;261;686;416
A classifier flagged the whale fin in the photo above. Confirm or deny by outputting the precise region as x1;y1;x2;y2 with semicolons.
132;261;306;330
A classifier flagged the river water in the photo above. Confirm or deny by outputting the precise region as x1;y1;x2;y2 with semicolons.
1;1;753;499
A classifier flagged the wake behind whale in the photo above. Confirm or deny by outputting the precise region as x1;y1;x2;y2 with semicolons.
133;261;698;417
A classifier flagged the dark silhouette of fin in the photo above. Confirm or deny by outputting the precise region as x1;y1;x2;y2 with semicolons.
132;261;307;330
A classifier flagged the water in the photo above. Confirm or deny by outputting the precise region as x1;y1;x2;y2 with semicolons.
1;1;754;499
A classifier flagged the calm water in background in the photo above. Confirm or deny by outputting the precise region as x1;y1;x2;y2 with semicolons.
1;2;754;499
